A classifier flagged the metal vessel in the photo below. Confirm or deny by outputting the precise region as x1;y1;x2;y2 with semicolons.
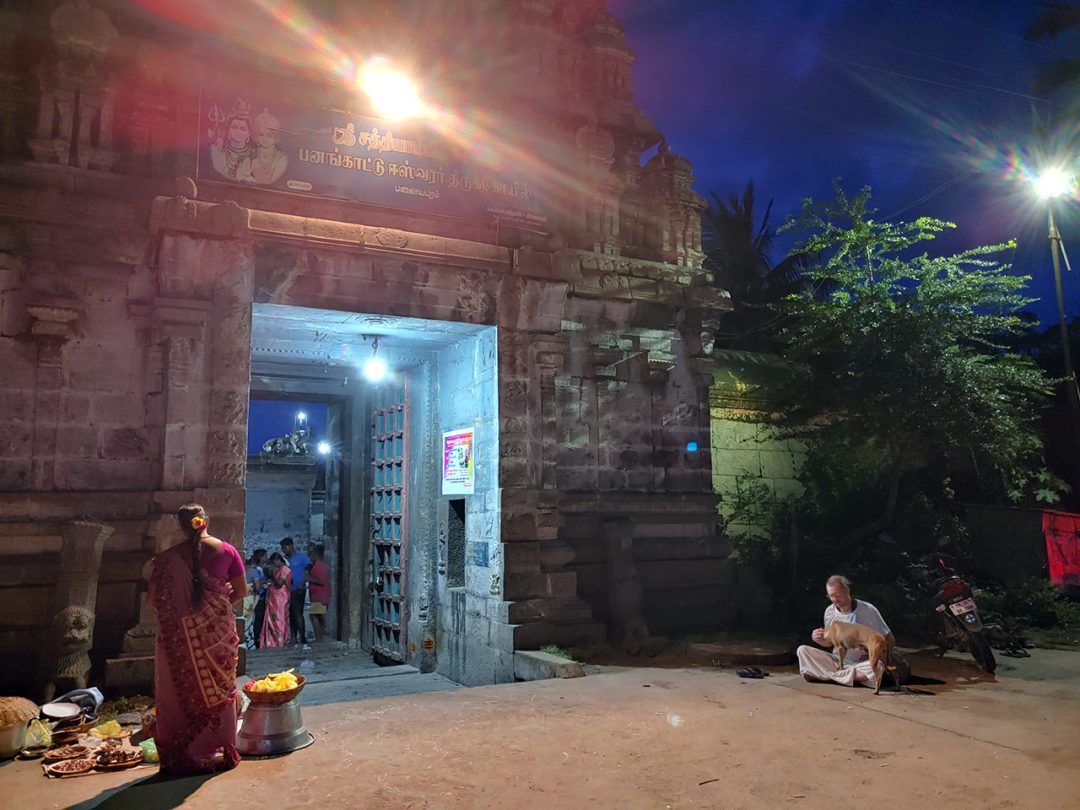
236;699;313;756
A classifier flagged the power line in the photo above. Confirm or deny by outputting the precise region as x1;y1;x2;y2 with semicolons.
882;171;977;221
842;60;1052;104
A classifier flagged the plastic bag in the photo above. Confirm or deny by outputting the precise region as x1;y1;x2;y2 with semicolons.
139;738;158;763
24;718;51;750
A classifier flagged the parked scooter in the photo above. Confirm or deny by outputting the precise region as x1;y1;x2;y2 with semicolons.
902;553;997;673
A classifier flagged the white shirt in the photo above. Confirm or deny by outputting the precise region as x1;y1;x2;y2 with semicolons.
824;599;891;665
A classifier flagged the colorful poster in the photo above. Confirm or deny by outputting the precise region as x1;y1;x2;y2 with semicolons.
198;95;548;230
442;428;475;495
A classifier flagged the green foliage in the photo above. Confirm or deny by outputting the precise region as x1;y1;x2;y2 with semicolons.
703;182;806;352
721;472;786;565
540;644;574;660
1007;467;1073;505
778;185;1053;504
979;578;1080;631
704;183;775;300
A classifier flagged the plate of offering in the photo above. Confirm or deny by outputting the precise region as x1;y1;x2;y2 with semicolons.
45;758;94;777
93;742;142;770
43;745;91;762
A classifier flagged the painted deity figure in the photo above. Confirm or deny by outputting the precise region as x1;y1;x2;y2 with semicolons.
251;108;288;185
209;99;255;183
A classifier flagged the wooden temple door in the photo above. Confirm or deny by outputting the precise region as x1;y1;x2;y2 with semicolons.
370;381;408;662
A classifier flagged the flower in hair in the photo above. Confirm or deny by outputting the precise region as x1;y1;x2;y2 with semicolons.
191;515;207;531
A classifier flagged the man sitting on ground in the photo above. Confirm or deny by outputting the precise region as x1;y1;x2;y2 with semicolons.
797;574;903;689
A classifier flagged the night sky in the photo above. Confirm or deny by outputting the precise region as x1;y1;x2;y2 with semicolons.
616;0;1080;325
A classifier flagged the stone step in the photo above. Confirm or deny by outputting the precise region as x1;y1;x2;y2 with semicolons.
514;650;585;681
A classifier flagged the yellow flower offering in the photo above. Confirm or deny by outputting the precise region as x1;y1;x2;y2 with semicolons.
246;668;299;693
90;720;123;739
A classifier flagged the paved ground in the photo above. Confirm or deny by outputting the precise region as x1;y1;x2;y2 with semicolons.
242;644;462;705
3;647;1078;809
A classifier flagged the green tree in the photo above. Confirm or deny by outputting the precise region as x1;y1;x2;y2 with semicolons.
1027;2;1080;97
778;186;1053;540
703;182;805;351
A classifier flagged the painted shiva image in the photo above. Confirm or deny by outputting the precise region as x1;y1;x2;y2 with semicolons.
207;98;288;185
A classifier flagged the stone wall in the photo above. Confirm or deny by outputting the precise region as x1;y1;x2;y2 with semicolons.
0;0;734;694
430;329;508;685
710;354;807;540
244;463;318;554
712;419;806;534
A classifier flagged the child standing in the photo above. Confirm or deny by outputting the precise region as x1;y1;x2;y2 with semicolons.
307;544;332;643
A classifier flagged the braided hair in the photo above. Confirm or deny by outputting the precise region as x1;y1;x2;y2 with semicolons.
177;503;208;605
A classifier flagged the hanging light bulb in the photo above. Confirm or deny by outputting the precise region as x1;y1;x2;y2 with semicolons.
363;336;388;382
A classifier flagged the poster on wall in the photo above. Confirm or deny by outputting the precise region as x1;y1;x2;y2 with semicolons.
442;428;475;495
197;94;549;231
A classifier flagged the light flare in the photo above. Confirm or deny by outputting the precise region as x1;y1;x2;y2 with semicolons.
360;58;424;120
1034;167;1073;200
363;356;388;383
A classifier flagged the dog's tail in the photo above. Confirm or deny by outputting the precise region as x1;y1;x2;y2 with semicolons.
883;639;899;688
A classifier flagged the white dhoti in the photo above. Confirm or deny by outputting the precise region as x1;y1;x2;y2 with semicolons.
796;645;879;688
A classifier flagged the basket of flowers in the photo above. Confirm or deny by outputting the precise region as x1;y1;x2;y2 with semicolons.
243;670;306;705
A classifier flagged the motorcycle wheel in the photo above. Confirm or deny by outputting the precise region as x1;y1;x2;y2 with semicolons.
965;629;996;673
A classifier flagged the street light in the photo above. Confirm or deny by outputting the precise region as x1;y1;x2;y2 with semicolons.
1033;166;1080;443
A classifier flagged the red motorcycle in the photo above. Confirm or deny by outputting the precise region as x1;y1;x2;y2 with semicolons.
910;555;997;673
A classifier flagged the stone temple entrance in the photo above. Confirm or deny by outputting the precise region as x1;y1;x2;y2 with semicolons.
247;303;498;676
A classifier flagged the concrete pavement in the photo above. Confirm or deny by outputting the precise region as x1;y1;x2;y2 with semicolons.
3;647;1078;809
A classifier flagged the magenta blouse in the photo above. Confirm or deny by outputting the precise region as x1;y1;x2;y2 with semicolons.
201;540;245;583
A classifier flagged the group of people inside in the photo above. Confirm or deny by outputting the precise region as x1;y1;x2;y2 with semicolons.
244;537;332;649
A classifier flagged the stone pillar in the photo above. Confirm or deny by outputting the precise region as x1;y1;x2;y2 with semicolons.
602;518;649;653
40;519;113;701
152;299;209;492
105;514;176;688
53;520;114;616
26;302;81;490
203;245;255;545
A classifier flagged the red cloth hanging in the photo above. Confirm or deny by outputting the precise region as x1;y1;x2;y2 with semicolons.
1042;510;1080;587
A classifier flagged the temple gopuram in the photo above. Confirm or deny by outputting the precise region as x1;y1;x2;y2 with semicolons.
0;0;736;693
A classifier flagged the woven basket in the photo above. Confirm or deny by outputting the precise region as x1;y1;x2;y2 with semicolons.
243;675;306;705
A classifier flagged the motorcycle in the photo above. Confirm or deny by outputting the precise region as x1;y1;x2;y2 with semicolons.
903;553;996;673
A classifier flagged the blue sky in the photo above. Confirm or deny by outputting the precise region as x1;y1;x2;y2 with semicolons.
617;0;1080;324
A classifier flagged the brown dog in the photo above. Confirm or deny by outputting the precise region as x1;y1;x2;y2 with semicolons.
822;621;893;694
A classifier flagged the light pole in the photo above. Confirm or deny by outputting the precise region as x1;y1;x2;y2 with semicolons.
1035;167;1080;443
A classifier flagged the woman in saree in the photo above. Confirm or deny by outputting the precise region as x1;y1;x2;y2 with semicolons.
148;503;247;775
260;553;292;648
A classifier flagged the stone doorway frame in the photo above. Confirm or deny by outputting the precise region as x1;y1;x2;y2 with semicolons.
247;363;372;650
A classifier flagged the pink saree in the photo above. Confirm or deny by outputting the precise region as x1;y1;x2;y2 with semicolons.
260;565;292;648
150;543;241;775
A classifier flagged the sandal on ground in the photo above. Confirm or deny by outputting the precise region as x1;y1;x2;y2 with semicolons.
736;667;767;679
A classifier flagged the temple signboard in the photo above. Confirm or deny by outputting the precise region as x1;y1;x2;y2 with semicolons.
198;95;549;231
